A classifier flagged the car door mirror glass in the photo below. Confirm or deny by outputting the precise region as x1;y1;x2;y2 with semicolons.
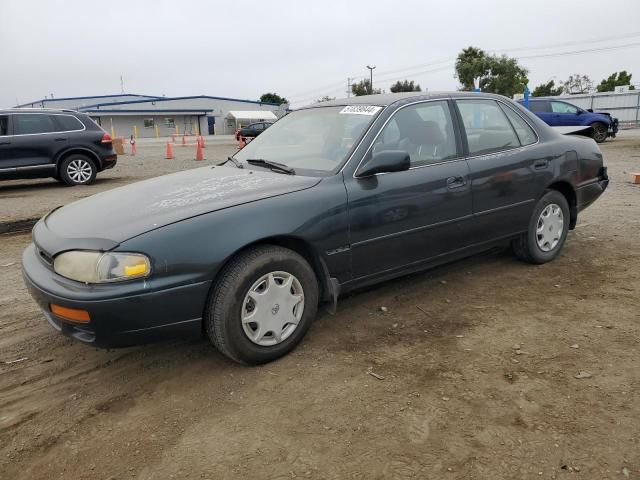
356;150;410;177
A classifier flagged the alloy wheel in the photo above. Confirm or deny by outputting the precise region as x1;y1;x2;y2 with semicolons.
67;159;93;183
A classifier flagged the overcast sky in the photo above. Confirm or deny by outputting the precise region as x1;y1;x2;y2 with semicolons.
1;0;639;108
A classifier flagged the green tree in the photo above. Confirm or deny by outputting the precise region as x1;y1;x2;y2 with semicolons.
389;80;421;92
351;79;382;96
596;71;635;92
454;47;528;97
315;95;336;103
562;74;593;95
531;80;563;97
259;93;288;105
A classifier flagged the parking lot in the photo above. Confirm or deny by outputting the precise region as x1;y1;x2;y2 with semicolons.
1;132;638;479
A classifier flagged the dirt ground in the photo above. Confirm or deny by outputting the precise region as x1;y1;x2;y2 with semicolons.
0;132;638;479
0;137;238;228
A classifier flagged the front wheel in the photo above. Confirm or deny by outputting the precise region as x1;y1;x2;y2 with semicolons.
512;190;570;264
205;245;319;365
591;122;608;143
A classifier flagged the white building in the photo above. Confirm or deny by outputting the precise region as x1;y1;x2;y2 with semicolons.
15;93;287;137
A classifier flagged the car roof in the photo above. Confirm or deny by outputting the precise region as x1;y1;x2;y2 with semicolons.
305;91;513;109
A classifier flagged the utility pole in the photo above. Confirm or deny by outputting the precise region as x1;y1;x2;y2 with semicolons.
120;75;124;94
347;77;354;97
366;65;376;94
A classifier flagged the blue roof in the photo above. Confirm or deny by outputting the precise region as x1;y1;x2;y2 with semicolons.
79;95;282;110
83;108;214;114
15;93;162;108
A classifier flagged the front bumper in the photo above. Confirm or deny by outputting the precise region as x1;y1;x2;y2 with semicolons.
608;118;619;138
22;243;209;348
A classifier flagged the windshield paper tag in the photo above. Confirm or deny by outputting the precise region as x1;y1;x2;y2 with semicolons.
339;105;382;115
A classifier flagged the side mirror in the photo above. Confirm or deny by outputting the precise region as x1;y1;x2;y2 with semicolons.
356;150;410;177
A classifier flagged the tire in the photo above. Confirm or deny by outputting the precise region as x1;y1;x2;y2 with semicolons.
512;190;570;264
590;122;608;143
205;245;319;365
59;154;97;186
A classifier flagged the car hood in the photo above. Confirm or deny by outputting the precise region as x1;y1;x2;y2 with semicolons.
34;166;321;256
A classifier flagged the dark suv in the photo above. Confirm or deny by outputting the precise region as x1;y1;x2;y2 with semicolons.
0;109;117;186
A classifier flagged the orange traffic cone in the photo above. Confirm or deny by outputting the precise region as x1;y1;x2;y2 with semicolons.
238;136;246;149
195;140;204;161
182;135;186;146
165;142;174;159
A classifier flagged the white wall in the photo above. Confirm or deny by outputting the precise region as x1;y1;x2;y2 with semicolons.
93;115;202;139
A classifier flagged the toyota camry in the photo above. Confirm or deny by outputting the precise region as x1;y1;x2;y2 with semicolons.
22;92;608;364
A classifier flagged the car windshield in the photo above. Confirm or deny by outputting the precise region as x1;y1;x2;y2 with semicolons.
233;106;381;175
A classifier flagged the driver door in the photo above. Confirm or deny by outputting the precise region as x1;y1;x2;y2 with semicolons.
550;101;580;126
344;100;473;280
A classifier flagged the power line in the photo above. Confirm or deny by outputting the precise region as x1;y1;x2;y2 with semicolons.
490;31;640;54
288;36;640;105
516;41;640;60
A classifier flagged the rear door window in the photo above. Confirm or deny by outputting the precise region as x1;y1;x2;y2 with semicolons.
54;114;84;132
14;114;57;134
456;99;520;155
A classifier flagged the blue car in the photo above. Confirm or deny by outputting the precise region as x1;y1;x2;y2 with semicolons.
518;98;618;143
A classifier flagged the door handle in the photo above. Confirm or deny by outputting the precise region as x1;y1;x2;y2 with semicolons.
446;176;466;189
534;159;549;170
54;138;67;142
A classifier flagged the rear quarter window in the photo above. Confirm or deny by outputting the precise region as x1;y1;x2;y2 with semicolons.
54;115;84;131
500;104;537;146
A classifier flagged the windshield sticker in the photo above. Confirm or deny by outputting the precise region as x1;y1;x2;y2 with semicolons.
339;105;382;115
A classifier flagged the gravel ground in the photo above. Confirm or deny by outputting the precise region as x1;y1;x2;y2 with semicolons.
0;132;638;479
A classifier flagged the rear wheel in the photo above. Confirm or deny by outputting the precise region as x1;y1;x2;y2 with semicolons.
59;154;97;186
205;245;319;365
591;122;608;143
512;190;570;264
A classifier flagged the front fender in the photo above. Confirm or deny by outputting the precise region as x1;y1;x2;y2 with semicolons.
117;175;351;291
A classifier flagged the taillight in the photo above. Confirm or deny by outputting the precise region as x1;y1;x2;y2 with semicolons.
101;133;112;144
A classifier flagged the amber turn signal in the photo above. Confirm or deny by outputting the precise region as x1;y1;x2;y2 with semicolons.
50;304;90;323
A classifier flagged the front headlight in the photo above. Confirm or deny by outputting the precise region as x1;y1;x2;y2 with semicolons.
53;251;151;284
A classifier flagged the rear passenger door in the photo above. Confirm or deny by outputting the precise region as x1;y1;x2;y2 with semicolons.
455;98;540;243
10;113;64;167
